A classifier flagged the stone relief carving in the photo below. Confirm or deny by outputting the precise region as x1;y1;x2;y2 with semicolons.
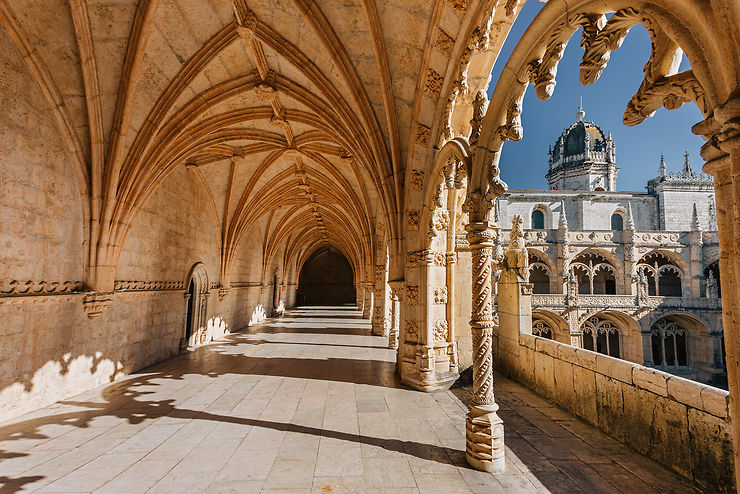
424;69;444;97
428;210;450;238
435;29;455;56
433;320;449;341
415;123;431;146
405;320;420;339
408;211;420;231
469;91;488;145
409;169;424;190
446;0;468;17
433;286;448;304
496;97;524;142
406;286;419;305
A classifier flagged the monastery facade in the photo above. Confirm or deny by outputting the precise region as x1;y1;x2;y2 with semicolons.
492;109;725;385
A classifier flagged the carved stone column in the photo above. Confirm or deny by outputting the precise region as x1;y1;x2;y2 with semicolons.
388;280;403;349
362;284;373;319
694;97;740;488
464;210;504;473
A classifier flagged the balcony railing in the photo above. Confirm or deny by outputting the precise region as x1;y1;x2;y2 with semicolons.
530;294;721;310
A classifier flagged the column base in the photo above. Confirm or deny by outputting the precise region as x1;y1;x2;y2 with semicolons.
465;404;505;473
401;371;459;392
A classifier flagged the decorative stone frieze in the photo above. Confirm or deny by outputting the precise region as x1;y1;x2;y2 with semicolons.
113;280;185;292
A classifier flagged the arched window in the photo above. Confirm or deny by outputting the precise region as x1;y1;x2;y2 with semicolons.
637;252;683;297
703;262;721;298
569;252;617;295
532;319;553;339
651;318;688;368
528;252;551;294
611;213;623;231
531;209;545;229
581;316;620;358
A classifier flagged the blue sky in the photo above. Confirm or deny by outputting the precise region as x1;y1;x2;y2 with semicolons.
488;2;706;192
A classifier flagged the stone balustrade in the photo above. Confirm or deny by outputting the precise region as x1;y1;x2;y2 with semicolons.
497;332;734;492
530;294;722;310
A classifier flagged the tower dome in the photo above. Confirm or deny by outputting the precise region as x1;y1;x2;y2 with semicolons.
546;106;618;191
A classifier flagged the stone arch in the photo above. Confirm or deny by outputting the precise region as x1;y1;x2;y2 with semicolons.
611;208;626;231
184;262;210;348
530;204;549;230
637;250;687;296
532;309;569;343
568;249;622;295
527;248;555;294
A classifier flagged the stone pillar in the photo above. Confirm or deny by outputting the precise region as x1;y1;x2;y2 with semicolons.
363;285;373;319
693;97;740;488
356;285;364;312
497;216;533;375
463;195;505;473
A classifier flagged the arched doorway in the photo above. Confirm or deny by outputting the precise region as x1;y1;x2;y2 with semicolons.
183;263;209;349
298;247;356;306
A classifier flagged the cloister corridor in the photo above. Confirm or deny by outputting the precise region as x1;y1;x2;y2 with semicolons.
0;307;699;494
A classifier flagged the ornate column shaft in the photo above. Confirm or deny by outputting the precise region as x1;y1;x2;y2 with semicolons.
362;284;373;319
464;211;504;473
694;97;740;488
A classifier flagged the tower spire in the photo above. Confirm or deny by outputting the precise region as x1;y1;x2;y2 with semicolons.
659;154;667;177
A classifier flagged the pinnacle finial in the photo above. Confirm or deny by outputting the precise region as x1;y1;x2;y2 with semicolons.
691;203;702;231
559;200;568;229
659;154;667;177
626;204;635;230
576;99;585;121
683;151;692;174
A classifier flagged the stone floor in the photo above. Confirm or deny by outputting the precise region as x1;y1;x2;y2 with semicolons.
0;307;700;493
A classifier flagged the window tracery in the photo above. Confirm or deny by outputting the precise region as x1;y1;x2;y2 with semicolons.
637;252;682;297
581;316;620;358
651;318;688;368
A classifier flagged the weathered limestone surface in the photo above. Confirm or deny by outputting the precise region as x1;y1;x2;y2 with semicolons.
497;332;735;492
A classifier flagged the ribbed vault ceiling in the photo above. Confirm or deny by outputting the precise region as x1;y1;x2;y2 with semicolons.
0;0;518;285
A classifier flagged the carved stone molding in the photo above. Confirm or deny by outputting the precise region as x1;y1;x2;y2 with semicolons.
114;280;185;292
82;291;114;319
0;280;82;297
218;286;230;301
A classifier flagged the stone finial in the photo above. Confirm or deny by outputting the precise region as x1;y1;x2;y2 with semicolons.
691;203;702;231
576;100;585;121
626;203;635;230
682;151;692;174
659;154;667;177
558;201;568;229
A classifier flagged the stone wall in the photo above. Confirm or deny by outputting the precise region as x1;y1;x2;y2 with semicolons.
497;332;735;492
